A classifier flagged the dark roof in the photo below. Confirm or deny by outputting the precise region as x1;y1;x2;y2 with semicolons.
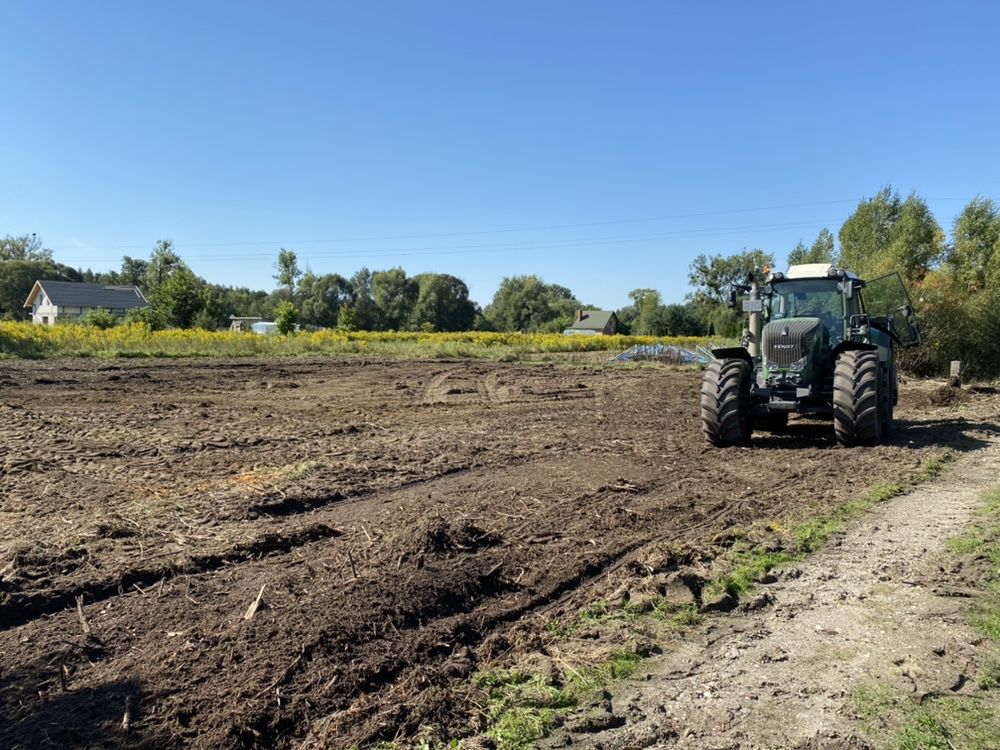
25;281;148;309
569;310;616;330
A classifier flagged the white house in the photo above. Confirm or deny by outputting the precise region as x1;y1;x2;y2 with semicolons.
23;280;148;325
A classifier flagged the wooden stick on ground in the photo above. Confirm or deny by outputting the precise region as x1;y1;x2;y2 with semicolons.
75;595;90;636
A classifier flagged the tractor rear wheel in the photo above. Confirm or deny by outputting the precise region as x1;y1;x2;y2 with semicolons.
701;358;753;447
833;350;881;446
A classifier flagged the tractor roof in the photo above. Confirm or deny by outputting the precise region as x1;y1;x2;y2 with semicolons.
784;263;858;281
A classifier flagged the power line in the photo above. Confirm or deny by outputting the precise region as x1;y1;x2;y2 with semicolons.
47;198;866;253
57;218;838;264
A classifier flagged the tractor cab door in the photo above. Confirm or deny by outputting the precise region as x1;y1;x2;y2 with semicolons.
861;272;921;348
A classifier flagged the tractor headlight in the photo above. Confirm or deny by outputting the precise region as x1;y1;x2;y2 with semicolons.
787;355;809;371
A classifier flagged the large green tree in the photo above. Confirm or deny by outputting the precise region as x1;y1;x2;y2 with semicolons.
371;268;418;330
484;275;580;332
838;187;945;282
298;272;352;328
410;273;478;331
949;196;1000;292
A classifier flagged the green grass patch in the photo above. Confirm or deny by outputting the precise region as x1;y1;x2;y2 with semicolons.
474;647;646;749
851;683;1000;750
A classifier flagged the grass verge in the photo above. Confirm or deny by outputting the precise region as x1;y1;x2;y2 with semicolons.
850;486;1000;748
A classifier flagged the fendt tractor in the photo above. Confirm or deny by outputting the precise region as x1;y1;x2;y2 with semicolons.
701;263;921;447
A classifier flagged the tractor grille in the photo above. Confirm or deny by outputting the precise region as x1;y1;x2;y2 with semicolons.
762;319;821;368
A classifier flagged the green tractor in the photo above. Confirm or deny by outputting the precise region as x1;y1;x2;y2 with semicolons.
701;263;920;447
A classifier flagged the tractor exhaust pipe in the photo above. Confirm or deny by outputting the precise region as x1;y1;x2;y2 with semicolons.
746;276;762;359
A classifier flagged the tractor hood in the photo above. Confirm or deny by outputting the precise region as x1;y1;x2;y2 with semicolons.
761;317;826;370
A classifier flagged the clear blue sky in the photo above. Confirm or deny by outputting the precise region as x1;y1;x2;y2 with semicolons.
3;1;998;309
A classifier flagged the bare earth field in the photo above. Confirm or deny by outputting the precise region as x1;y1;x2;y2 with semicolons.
1;357;997;749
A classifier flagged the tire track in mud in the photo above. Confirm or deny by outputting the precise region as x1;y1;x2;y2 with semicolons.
0;523;341;631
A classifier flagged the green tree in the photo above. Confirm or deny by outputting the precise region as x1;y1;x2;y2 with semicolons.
347;268;380;330
144;239;183;294
337;304;360;331
274;248;301;298
409;273;478;331
1;234;53;262
371;267;418;329
949;196;1000;292
274;301;299;334
119;256;149;287
626;288;663;335
687;249;775;306
298;272;352;328
157;266;204;328
838;187;945;282
483;275;580;332
788;228;836;266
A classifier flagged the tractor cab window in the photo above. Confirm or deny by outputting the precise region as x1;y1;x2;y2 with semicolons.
766;279;851;343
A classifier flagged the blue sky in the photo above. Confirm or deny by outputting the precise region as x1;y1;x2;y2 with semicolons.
2;1;998;309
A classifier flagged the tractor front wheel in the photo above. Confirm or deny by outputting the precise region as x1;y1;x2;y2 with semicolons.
701;358;753;447
833;350;881;446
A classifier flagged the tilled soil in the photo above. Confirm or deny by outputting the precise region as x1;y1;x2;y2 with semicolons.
569;426;1000;750
0;358;991;749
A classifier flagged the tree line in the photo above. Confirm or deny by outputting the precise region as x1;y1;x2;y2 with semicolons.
3;185;999;375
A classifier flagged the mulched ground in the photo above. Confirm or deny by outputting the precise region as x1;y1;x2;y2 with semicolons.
0;357;989;749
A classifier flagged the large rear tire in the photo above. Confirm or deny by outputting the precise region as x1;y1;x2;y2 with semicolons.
833;350;881;446
701;359;753;447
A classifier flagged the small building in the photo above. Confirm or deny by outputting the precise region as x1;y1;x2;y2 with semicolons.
229;315;263;332
23;280;148;325
564;309;620;336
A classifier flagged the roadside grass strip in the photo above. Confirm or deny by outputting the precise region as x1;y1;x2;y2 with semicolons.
851;487;1000;749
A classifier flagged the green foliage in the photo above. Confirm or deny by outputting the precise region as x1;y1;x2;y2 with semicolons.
155;266;204;328
298;272;351;328
336;304;360;331
123;305;160;329
475;670;575;749
483;275;581;332
787;228;836;266
838;186;945;282
78;308;119;329
274;301;299;334
0;259;83;318
1;234;53;262
851;684;1000;750
410;273;478;332
274;248;301;297
371;267;418;329
687;249;775;305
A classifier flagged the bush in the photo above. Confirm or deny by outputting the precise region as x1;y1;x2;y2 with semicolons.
79;308;120;329
274;301;299;335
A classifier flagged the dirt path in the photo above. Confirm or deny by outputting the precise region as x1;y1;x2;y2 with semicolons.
576;433;1000;749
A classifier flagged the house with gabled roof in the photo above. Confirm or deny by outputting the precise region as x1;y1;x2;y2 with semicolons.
564;308;620;336
23;280;148;325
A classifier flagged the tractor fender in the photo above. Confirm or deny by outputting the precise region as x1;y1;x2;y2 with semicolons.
711;346;753;365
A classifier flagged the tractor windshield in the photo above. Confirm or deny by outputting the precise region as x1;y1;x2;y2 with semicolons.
766;279;849;342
